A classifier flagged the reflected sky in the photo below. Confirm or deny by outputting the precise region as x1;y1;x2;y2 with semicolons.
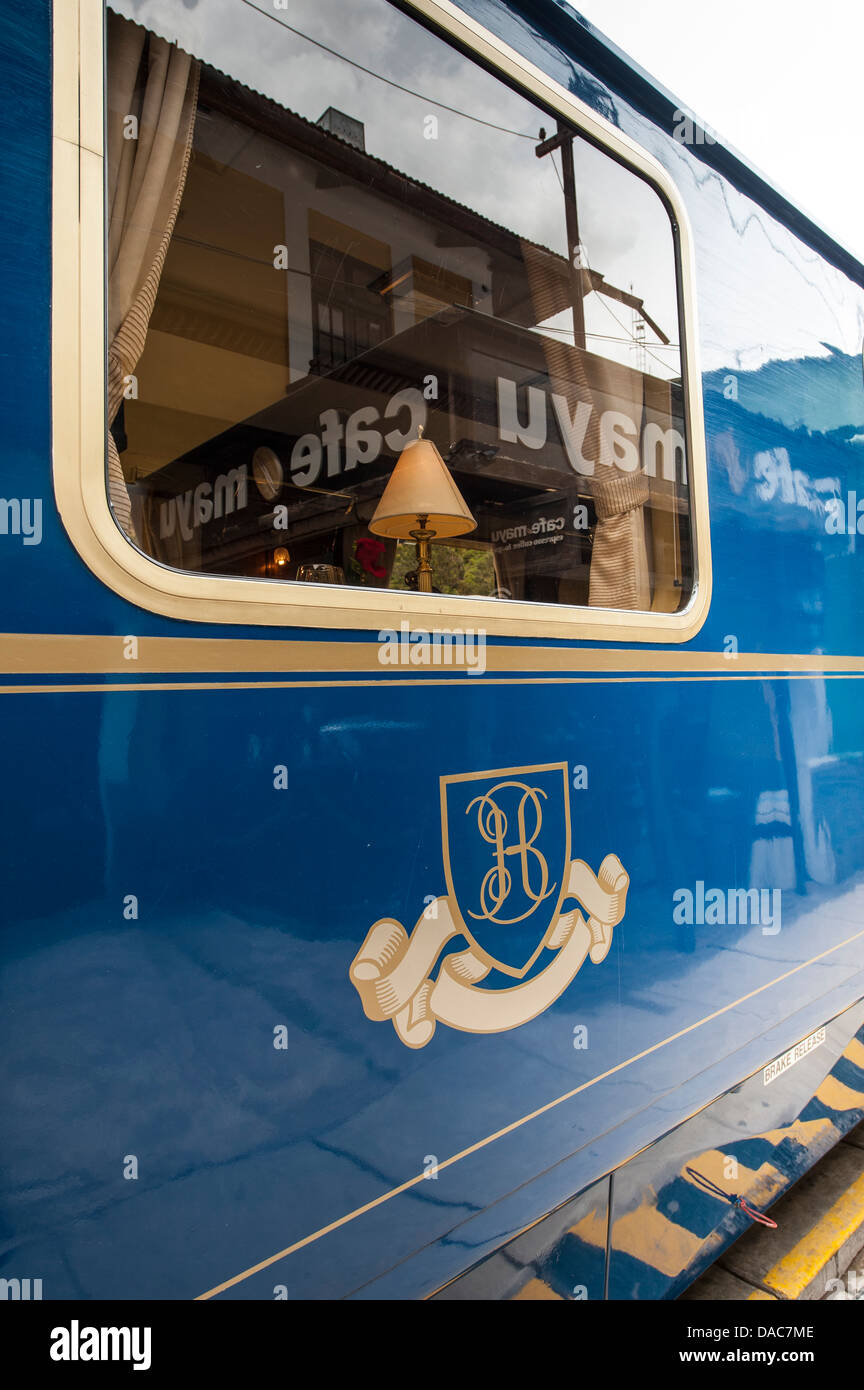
110;0;681;372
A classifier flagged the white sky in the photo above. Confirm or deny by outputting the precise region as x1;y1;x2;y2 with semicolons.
567;0;864;262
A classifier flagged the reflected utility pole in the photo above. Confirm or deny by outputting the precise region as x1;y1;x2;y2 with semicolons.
535;120;586;350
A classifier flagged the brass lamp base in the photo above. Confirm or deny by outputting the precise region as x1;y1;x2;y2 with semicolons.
409;515;436;593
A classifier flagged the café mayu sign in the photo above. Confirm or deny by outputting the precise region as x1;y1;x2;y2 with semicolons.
158;375;686;540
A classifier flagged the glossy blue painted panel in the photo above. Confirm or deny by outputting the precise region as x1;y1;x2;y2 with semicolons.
431;1174;609;1300
2;676;863;1298
0;0;51;633
0;0;863;1302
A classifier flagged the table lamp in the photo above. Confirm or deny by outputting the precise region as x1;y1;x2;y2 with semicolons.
369;427;475;592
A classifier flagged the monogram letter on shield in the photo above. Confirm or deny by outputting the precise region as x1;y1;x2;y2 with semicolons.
440;763;571;977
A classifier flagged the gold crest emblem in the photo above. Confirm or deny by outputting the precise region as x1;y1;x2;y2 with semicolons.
350;763;629;1048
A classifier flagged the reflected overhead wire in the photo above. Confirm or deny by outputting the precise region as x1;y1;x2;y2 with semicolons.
238;0;537;140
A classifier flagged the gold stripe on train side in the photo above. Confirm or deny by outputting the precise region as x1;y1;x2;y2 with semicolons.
2;634;864;677
8;676;864;697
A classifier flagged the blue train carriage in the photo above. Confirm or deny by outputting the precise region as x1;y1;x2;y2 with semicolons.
0;0;862;1301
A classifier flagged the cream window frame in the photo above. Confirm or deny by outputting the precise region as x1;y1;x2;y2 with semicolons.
52;0;712;640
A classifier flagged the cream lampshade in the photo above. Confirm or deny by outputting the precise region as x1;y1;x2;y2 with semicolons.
369;427;475;592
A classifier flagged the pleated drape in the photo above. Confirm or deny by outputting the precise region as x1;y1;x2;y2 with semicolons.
106;12;199;537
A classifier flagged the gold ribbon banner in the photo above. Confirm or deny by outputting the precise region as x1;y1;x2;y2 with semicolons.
349;855;629;1048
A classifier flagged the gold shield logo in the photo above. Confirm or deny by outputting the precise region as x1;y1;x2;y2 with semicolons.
441;764;571;978
350;762;629;1048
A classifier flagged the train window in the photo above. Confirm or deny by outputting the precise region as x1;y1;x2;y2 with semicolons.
93;0;707;633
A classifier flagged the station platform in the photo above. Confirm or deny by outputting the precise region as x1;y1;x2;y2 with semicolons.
681;1119;864;1300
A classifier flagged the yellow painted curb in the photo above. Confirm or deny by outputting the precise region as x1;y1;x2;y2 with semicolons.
513;1278;563;1300
763;1172;864;1299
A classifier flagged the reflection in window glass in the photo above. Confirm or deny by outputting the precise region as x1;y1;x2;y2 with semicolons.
106;0;691;611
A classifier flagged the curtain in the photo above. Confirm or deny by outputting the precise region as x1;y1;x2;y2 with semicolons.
585;343;649;611
644;375;685;612
106;13;200;538
587;462;650;609
519;241;652;611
